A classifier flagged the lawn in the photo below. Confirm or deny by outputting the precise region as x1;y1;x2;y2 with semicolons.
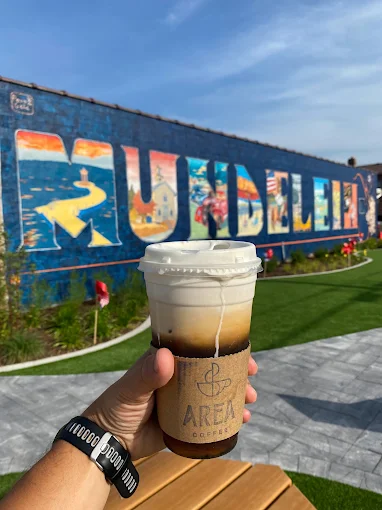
0;473;23;500
287;471;382;510
2;469;381;508
4;251;382;376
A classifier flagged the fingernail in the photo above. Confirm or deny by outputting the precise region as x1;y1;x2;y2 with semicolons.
154;352;160;373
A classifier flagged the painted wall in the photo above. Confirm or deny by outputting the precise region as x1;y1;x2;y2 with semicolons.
0;81;378;296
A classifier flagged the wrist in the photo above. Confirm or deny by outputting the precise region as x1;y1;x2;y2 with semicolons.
55;416;139;499
52;439;111;493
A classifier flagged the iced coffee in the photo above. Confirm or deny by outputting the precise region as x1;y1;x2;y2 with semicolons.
138;240;261;459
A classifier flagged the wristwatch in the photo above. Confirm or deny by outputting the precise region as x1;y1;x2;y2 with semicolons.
54;416;139;498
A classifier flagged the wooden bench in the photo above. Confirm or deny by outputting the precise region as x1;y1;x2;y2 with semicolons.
105;451;316;510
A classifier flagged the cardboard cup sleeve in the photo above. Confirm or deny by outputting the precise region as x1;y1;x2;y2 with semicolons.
156;345;251;444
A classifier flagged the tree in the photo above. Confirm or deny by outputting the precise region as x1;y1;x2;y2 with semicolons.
132;191;155;222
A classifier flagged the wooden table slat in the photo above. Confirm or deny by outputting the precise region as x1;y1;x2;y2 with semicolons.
134;458;251;510
202;464;292;510
133;454;155;467
267;485;316;510
105;452;201;510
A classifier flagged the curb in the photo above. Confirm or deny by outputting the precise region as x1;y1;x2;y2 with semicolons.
258;257;372;280
0;317;151;373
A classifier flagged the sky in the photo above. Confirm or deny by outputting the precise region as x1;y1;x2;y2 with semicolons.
2;0;382;165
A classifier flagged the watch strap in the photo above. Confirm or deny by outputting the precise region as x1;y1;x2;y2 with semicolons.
54;416;139;498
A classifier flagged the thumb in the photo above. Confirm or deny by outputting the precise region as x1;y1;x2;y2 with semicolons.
119;348;174;403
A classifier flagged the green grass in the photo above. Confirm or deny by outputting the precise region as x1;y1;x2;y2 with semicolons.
3;252;382;376
251;251;382;351
287;471;382;510
1;470;382;506
0;472;23;500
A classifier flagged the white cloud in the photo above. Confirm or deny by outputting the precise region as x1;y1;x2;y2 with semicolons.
164;0;208;26
166;1;382;164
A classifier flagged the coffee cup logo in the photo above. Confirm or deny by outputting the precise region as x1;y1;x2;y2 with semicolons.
197;362;231;397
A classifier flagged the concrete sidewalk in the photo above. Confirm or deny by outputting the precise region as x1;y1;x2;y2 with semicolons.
1;328;381;494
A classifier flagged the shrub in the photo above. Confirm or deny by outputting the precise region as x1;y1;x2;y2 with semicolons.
0;331;45;364
129;271;147;307
87;306;117;341
314;247;329;260
332;244;343;255
24;279;55;329
360;237;378;250
265;256;278;274
309;260;322;272
48;303;85;351
290;250;305;264
68;272;87;306
377;239;382;249
113;294;140;328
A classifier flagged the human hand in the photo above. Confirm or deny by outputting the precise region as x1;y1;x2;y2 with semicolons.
83;349;258;461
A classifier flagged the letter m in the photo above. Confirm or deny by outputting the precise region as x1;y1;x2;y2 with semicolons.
16;130;120;251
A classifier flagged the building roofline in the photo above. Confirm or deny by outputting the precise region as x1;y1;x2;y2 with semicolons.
0;75;359;169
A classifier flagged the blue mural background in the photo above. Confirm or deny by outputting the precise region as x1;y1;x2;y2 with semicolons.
0;79;377;298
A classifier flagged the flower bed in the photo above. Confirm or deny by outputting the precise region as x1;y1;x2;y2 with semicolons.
261;240;374;278
0;269;148;367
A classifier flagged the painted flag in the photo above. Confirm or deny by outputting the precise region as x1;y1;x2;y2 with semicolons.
267;171;277;194
95;280;109;308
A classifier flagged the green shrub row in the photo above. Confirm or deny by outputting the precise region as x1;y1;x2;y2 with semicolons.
263;237;380;269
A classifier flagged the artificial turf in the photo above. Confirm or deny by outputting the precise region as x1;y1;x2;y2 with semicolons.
0;472;23;500
286;471;382;510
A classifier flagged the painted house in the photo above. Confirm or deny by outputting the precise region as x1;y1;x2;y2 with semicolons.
152;181;176;226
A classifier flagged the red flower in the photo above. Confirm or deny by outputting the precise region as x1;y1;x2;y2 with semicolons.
265;248;274;260
95;281;109;308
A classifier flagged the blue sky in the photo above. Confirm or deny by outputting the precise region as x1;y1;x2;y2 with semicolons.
1;0;382;164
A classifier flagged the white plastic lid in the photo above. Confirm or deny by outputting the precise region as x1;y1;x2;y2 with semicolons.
138;240;262;277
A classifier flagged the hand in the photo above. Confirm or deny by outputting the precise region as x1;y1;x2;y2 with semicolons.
83;348;258;461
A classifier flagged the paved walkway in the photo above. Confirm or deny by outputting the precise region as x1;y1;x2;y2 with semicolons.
1;328;381;494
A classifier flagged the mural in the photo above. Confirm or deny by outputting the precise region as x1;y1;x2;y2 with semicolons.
236;165;263;236
332;180;342;230
344;182;358;229
123;147;179;242
16;130;120;251
266;170;289;234
353;173;377;236
188;158;229;239
0;79;377;296
313;177;329;231
292;174;312;232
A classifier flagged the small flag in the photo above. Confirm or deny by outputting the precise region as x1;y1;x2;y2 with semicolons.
266;171;277;194
95;280;109;308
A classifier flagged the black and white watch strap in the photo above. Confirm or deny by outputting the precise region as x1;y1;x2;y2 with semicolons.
54;416;139;498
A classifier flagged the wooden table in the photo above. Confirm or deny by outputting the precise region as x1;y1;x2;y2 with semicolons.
105;452;316;510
